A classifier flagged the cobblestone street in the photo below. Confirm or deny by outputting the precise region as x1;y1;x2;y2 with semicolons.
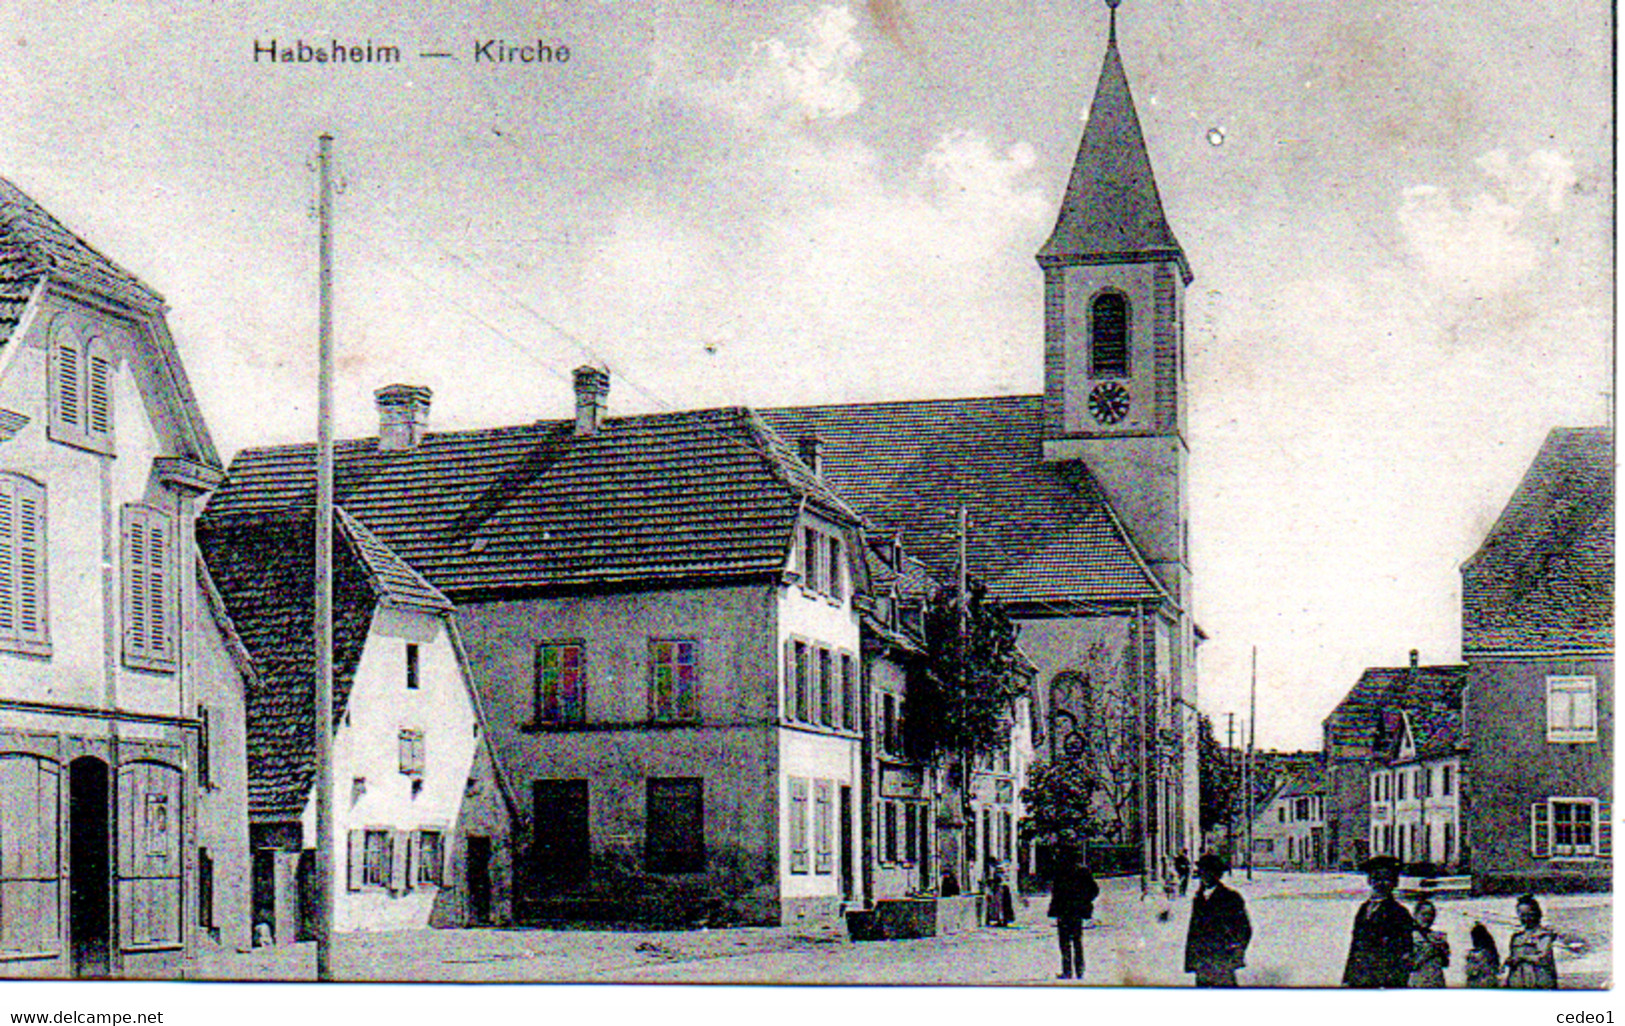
188;873;1611;989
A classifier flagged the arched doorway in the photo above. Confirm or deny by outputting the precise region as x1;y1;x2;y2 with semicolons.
69;757;110;978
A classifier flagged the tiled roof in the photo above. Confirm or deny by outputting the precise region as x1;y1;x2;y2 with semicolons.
1462;428;1613;655
1322;664;1467;755
202;407;859;598
335;507;452;614
1037;34;1190;281
0;176;162;343
198;513;398;819
761;396;1168;609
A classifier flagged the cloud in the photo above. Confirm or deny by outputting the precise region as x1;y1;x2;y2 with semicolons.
684;5;864;127
1396;148;1576;298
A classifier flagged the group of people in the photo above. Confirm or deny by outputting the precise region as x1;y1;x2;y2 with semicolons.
1040;848;1562;988
1343;854;1559;989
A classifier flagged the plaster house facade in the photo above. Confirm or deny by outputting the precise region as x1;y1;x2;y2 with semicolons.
0;177;250;976
196;507;514;938
1321;655;1467;870
1247;773;1326;871
760;11;1201;882
1461;427;1612;894
205;381;872;926
1366;706;1465;872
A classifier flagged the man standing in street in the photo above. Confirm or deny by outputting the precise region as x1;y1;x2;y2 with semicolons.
1342;855;1416;987
1183;853;1252;987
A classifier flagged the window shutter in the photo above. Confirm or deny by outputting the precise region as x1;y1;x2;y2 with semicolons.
123;510;144;657
389;830;408;892
1600;802;1612;858
782;640;794;719
54;340;81;435
145;513;171;662
14;481;43;645
404;830;418;893
87;348;112;438
0;477;14;639
346;831;363;891
1531;802;1550;859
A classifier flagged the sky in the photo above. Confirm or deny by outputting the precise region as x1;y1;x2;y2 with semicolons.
0;0;1611;749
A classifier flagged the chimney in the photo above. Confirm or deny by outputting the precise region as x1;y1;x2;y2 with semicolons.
573;365;610;436
1409;649;1419;671
798;434;824;476
375;384;432;452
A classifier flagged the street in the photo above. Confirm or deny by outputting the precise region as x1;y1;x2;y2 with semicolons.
190;872;1611;988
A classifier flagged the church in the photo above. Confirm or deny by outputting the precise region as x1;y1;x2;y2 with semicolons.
200;2;1201;924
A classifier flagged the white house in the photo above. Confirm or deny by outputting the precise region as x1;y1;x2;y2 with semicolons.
197;503;513;939
0;175;250;976
1368;707;1465;871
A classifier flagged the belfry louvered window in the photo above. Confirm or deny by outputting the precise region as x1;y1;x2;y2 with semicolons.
0;474;48;655
1089;291;1130;378
48;317;115;455
122;505;176;671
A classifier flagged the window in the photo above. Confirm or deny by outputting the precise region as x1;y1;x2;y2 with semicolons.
198;847;214;930
826;536;843;602
416;830;445;886
405;644;420;690
646;777;705;873
398;729;425;776
0;474;48;654
1441;765;1453;797
1418;768;1431;799
362;830;391;887
813;780;832;874
806;647;822;725
883;802;898;864
1538;799;1608;858
1397;772;1407;802
1277;807;1285;823
1547;676;1598;742
881;693;896;755
1443;822;1455;864
802;527;822;592
534;642;585;724
531;780;590;885
1089;291;1129;377
121;505;176;671
818;648;834;727
0;755;60;955
1003;811;1014;861
794;642;809;721
196;704;212;790
48;316;114;454
841;654;856;731
789;778;809;873
903;804;918;863
650;640;699;722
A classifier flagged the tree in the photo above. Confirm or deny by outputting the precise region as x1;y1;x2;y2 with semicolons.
906;582;1028;760
1197;713;1239;834
1020;757;1096;847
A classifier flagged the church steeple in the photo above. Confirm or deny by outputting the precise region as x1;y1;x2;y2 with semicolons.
1038;5;1191;283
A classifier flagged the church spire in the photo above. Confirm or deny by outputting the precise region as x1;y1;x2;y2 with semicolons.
1039;2;1191;283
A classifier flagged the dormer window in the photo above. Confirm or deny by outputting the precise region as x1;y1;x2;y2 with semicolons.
1088;291;1129;378
48;315;115;456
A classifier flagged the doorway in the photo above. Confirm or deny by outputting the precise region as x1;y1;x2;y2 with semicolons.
68;757;110;978
531;780;589;891
837;787;852;902
466;836;493;925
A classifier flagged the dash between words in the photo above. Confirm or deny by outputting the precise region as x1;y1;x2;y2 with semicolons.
252;39;572;64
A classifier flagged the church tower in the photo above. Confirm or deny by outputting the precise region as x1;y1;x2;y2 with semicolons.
1038;1;1191;606
1037;0;1201;871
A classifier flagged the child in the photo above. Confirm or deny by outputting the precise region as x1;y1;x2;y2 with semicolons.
1406;897;1449;987
1503;894;1558;989
1464;921;1501;988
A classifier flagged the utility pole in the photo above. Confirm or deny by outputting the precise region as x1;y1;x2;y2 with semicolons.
955;505;969;890
1226;711;1235;862
1246;646;1257;881
313;132;336;983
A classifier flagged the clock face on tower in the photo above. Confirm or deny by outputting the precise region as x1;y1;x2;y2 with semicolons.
1088;382;1131;425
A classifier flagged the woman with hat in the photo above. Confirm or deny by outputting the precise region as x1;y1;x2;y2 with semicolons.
1342;855;1416;987
1183;852;1252;987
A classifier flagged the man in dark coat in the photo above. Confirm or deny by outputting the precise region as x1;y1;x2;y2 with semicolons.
1047;846;1101;979
1183;853;1251;987
1342;855;1416;987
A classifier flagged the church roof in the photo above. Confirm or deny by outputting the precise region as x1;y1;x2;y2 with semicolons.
1037;24;1191;283
762;395;1170;611
1462;427;1613;657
